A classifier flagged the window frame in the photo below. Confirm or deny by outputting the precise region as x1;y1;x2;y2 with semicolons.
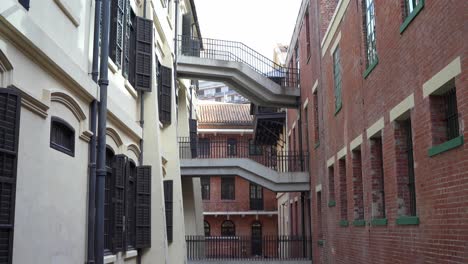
204;221;211;237
50;116;75;157
227;138;237;156
200;177;210;200
221;220;236;237
333;47;342;114
363;0;378;77
248;139;263;156
221;177;235;200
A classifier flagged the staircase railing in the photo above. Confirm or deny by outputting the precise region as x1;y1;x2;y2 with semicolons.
186;235;312;261
179;137;308;173
178;35;299;88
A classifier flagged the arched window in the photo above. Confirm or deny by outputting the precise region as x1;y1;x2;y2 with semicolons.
104;147;115;252
204;221;210;237
221;220;235;236
50;117;75;156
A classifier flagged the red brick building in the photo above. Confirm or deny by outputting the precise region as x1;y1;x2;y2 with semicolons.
285;0;467;263
196;102;279;256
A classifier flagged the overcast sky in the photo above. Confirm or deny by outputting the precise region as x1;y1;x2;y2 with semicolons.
194;0;302;60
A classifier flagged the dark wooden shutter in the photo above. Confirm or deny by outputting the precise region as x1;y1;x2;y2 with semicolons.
0;88;21;264
109;0;125;67
18;0;30;10
136;166;151;248
181;14;191;55
189;119;197;158
134;17;153;92
163;180;173;243
112;155;126;252
158;65;172;125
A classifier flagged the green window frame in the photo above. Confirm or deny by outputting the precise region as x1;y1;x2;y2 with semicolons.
333;47;342;114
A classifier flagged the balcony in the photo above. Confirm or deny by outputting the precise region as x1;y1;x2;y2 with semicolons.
179;138;310;192
251;105;286;146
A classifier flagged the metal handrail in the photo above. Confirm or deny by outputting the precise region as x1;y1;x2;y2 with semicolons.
178;35;299;87
178;137;308;173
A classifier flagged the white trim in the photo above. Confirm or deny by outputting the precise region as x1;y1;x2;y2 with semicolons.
329;31;342;56
124;80;138;99
303;98;309;109
294;196;299;202
327;156;335;167
337;146;347;160
312;80;318;94
321;0;351;57
292;121;296;130
198;129;253;134
366;117;384;139
350;134;363;151
203;211;278;216
390;94;414;122
125;250;138;259
53;0;80;27
104;255;116;264
315;184;322;192
108;58;118;74
423;57;462;98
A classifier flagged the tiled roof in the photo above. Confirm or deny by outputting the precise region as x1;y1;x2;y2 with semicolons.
197;101;253;127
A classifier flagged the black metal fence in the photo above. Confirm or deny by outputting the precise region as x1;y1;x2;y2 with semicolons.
179;137;308;173
178;35;299;88
186;236;312;261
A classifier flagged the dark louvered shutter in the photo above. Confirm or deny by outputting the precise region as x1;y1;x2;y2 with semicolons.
0;88;21;264
181;15;191;55
122;0;132;78
189;119;197;158
18;0;30;10
112;155;126;252
163;180;173;243
136;166;151;248
134;17;153;92
109;0;125;67
158;65;172;125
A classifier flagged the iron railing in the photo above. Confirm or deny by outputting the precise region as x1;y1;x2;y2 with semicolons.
179;137;308;173
178;35;299;87
186;235;312;261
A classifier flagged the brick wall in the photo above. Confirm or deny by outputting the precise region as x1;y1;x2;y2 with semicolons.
284;0;467;263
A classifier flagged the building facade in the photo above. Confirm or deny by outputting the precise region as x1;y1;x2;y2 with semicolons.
197;81;248;103
285;0;467;263
0;0;203;263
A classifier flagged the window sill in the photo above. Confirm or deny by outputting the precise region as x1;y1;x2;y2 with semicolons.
339;220;349;227
353;219;366;227
108;58;119;74
306;54;312;65
104;254;116;264
328;200;336;207
125;250;138;259
396;216;419;225
334;104;342;116
400;0;425;34
317;239;325;246
428;135;464;157
314;142;320;149
371;218;388;226
363;57;379;79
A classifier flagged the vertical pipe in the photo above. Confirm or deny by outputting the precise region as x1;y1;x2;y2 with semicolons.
301;192;306;258
87;1;101;263
95;0;111;263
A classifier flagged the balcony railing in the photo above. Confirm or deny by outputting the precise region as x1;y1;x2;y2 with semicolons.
186;235;312;261
178;35;299;88
179;137;308;173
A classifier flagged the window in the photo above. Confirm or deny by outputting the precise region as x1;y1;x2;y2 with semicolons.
249;139;262;156
249;183;263;210
104;152;152;253
363;0;378;69
201;177;210;200
0;89;21;264
198;138;211;157
313;91;320;145
304;106;310;151
400;0;424;33
18;0;29;10
333;47;342;113
404;0;422;18
204;221;211;237
352;149;365;223
215;87;221;93
328;166;335;206
221;220;235;236
317;192;323;239
164;180;174;243
429;85;462;156
338;158;348;224
295;43;300;86
370;136;386;220
395;119;417;217
50;117;75;157
227;138;237;156
221;177;235;200
305;12;311;59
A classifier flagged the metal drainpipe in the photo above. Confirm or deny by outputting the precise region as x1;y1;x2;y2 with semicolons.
87;0;101;263
95;0;111;263
301;192;306;257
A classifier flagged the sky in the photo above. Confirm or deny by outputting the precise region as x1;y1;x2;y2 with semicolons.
194;0;302;60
